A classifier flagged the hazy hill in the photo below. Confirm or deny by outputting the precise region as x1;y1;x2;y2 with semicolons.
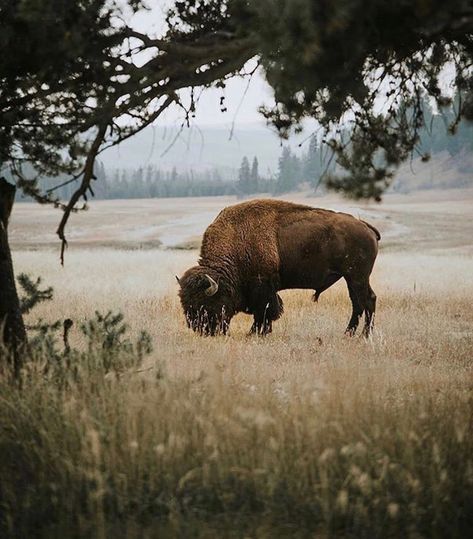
391;150;473;193
100;123;305;176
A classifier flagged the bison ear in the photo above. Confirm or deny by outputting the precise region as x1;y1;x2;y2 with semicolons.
204;274;219;296
175;275;181;285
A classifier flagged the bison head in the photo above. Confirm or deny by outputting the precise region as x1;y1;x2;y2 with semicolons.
177;266;234;335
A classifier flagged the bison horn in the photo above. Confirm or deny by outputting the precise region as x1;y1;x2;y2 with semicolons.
175;275;181;285
204;274;219;296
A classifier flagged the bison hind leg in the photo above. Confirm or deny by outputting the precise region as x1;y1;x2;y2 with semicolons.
345;279;376;337
362;285;377;337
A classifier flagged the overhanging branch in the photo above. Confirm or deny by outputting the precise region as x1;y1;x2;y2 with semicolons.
56;123;107;265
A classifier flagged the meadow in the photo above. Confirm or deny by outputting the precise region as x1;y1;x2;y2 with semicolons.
1;191;472;537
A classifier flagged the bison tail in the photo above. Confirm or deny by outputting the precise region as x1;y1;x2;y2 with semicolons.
362;220;381;241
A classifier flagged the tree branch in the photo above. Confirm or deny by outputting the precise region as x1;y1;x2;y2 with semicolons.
56;123;108;265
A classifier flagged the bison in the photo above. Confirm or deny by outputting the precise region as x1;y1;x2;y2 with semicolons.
177;199;380;337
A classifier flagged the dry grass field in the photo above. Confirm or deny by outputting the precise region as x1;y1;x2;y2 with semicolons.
1;190;473;537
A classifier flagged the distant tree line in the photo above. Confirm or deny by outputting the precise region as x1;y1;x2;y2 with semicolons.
95;165;237;199
237;135;327;195
14;97;473;203
237;99;473;198
16;164;238;201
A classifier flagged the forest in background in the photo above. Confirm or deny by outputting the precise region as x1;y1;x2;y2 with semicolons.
15;96;473;201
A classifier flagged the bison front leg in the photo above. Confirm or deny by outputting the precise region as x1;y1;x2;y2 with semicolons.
251;305;275;335
249;317;272;336
249;288;283;336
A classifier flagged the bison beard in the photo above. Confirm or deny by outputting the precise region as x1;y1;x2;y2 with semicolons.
178;199;380;337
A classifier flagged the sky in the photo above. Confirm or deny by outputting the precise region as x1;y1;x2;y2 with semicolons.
148;65;277;128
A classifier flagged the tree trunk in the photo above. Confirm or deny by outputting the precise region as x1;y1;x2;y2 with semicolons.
0;177;27;375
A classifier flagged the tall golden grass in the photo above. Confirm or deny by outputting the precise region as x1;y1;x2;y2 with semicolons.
0;245;472;537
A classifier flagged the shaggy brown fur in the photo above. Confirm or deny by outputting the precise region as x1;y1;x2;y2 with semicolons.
178;199;380;336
